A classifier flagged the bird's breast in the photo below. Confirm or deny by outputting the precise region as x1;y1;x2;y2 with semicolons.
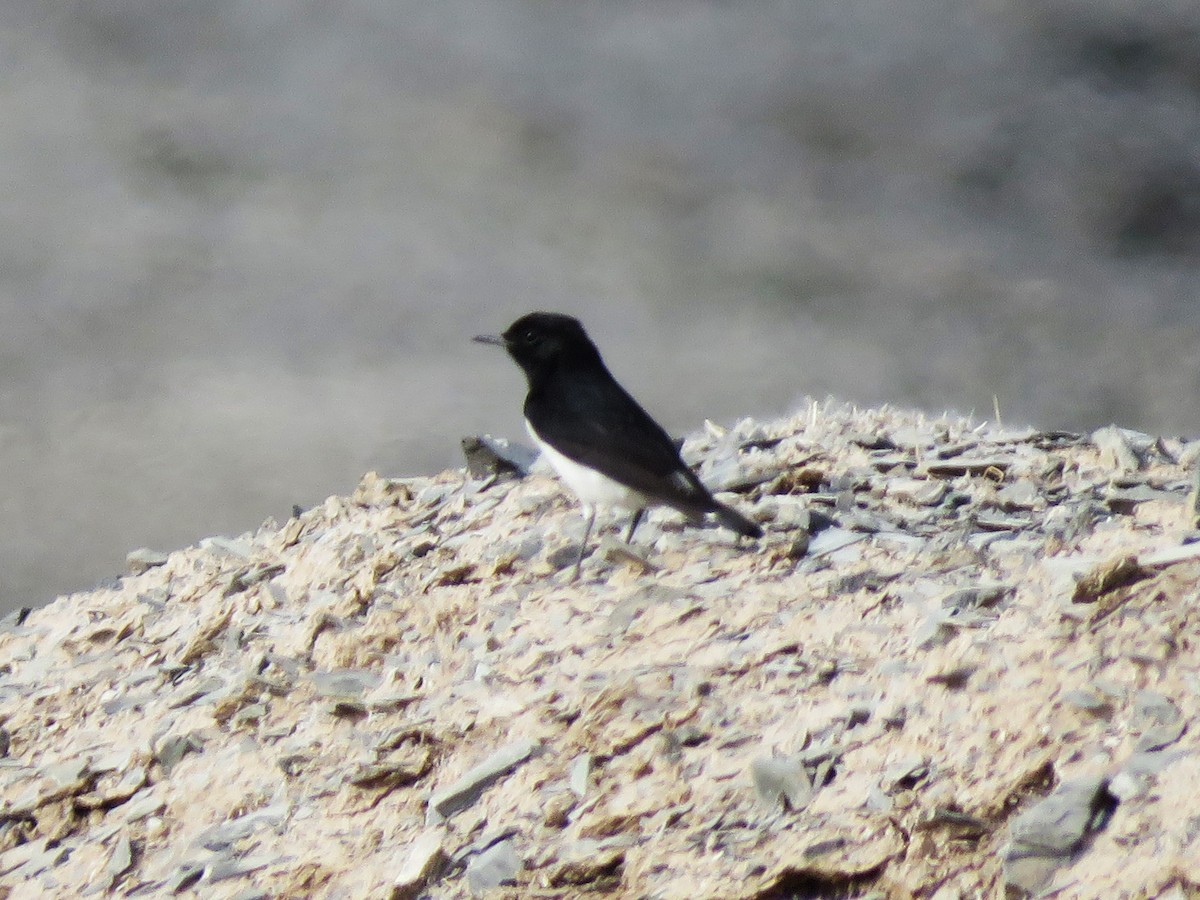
526;423;648;511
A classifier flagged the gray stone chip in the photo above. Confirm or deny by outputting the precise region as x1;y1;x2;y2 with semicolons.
461;435;538;479
465;839;522;896
1003;776;1116;896
750;755;814;811
126;548;170;574
427;739;541;822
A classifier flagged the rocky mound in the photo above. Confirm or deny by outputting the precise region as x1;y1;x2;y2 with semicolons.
0;400;1197;898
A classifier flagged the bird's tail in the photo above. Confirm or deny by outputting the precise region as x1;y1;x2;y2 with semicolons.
712;500;763;539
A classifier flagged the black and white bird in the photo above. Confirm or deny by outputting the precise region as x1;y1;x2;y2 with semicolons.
475;312;761;579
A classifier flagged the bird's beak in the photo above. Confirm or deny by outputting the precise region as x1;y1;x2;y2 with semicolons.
473;334;506;347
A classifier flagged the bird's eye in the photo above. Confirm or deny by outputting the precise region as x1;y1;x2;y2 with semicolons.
523;329;540;344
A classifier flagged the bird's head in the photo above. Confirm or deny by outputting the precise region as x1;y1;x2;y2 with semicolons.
474;311;599;379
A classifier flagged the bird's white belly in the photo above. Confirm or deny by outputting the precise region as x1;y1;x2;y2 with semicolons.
528;426;647;511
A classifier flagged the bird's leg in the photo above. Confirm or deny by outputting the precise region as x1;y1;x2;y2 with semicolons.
573;506;596;582
624;508;645;545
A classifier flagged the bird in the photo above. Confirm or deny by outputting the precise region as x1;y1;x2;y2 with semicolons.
474;311;762;580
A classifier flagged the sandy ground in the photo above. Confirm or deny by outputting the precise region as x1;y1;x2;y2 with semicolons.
0;400;1197;898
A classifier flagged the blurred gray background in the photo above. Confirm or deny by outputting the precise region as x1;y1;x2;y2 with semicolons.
2;0;1199;610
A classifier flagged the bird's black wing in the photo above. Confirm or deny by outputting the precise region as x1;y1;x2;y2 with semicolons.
525;368;716;516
